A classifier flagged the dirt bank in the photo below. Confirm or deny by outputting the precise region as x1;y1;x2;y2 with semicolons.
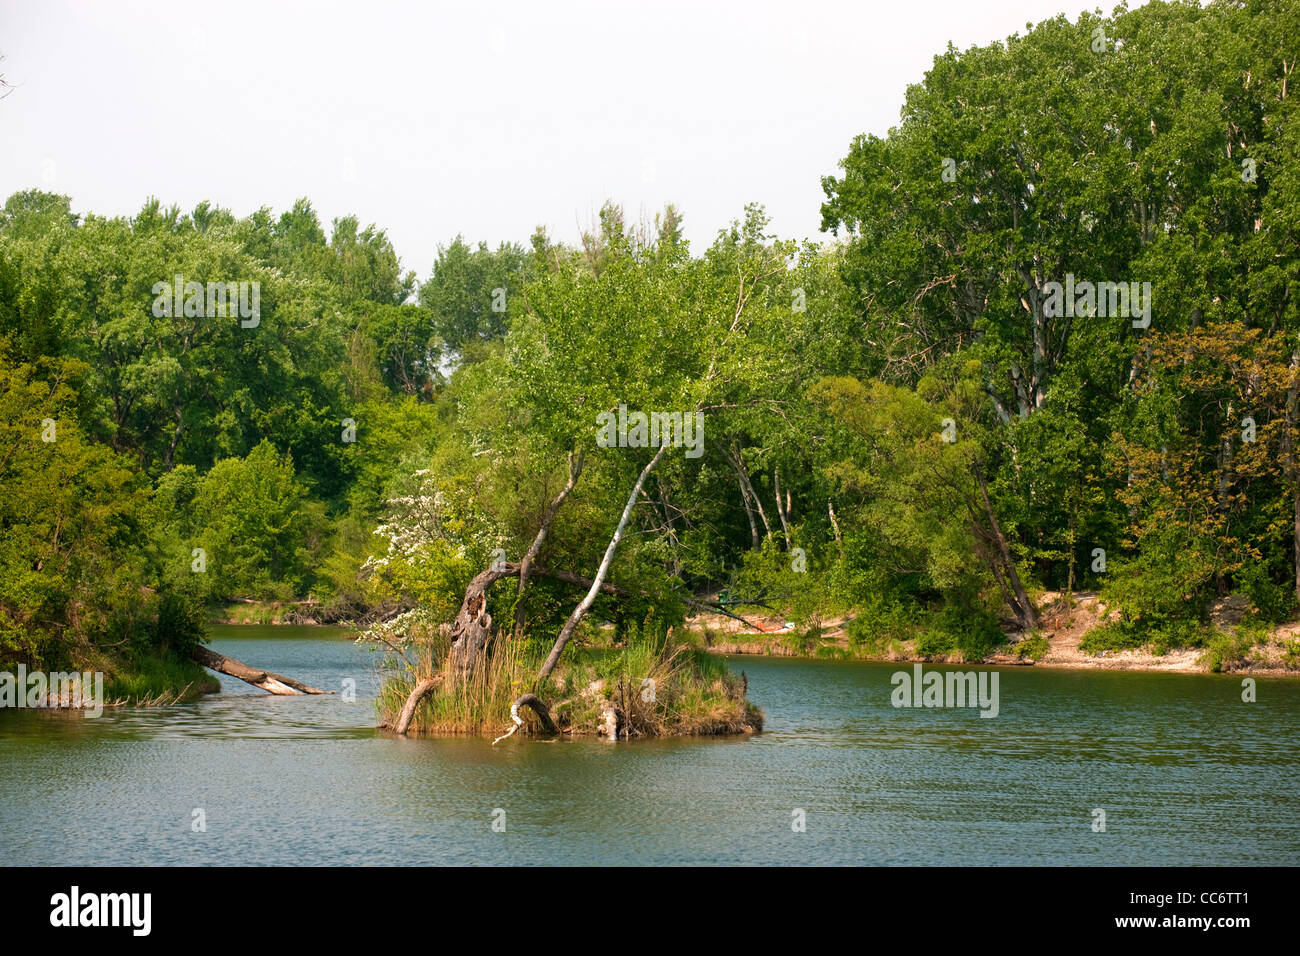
686;591;1300;676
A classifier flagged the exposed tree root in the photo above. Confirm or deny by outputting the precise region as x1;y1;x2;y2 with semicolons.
491;693;558;745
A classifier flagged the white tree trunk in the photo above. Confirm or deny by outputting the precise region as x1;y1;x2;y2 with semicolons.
538;444;669;680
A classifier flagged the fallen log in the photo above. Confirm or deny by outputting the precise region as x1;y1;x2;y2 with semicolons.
191;645;331;696
680;596;768;633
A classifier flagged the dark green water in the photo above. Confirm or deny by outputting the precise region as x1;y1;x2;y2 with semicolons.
2;626;1298;865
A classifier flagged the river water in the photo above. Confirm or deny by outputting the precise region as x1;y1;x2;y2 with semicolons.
2;626;1298;865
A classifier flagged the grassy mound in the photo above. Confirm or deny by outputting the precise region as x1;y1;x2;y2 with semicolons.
377;628;762;738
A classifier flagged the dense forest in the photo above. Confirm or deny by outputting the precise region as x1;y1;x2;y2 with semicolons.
2;0;1298;706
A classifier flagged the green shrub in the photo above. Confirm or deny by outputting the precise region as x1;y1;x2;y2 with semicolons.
1081;617;1215;655
1237;560;1297;625
782;625;821;654
846;597;919;654
1283;640;1300;669
1016;631;1050;661
1098;532;1214;636
1201;626;1262;673
1079;621;1145;654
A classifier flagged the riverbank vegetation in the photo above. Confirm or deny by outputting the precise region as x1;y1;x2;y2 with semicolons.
3;0;1300;716
376;621;760;738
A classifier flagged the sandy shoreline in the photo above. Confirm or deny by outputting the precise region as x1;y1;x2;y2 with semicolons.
689;591;1300;677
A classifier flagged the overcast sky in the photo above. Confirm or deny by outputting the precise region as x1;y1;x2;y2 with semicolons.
1;0;1125;278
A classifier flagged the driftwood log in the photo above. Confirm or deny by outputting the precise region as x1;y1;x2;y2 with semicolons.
191;645;331;696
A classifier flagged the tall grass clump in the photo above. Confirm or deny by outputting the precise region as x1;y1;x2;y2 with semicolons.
377;620;762;738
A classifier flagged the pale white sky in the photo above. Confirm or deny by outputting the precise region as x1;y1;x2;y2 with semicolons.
0;0;1120;279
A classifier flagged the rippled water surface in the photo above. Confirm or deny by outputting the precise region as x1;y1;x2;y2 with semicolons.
2;627;1298;865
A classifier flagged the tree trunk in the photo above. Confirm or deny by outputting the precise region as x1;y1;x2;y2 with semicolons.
975;469;1038;629
735;466;760;549
1065;512;1077;602
597;700;622;741
1287;349;1300;603
538;444;669;681
742;463;772;540
1216;402;1236;594
447;565;516;680
164;409;183;472
513;449;584;640
392;676;442;734
1293;480;1300;607
828;498;844;558
726;445;771;543
192;645;330;695
656;480;684;577
774;466;792;551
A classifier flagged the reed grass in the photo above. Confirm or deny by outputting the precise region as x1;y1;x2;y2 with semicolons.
378;626;762;738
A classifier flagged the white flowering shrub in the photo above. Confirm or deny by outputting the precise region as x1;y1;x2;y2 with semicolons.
359;467;506;648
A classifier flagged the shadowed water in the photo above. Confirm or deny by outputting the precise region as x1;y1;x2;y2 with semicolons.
2;626;1297;865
